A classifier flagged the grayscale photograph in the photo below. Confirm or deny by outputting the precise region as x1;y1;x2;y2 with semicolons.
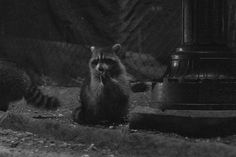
0;0;235;156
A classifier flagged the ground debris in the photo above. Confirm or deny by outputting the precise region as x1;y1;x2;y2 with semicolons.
3;86;236;157
85;143;98;152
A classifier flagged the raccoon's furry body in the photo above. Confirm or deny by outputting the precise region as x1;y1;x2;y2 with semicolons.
72;44;130;124
0;60;59;111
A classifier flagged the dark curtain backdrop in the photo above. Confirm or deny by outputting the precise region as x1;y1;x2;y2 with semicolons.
0;0;235;84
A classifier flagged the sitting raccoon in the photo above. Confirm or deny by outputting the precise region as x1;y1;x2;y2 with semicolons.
0;60;60;111
72;44;130;125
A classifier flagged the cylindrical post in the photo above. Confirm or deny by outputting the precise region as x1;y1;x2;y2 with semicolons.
182;0;228;48
151;0;236;110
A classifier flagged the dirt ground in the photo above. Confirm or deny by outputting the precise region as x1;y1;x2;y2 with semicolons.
0;86;151;157
1;86;236;157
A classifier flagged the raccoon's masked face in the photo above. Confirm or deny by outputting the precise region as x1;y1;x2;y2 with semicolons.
89;44;123;82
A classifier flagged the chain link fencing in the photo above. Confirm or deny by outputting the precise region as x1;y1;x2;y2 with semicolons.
0;0;236;86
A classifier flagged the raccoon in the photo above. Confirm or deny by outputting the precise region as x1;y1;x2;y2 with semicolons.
72;44;130;125
0;60;60;111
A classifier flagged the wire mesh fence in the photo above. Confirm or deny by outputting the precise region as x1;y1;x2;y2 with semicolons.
118;0;181;80
0;0;236;85
0;36;90;86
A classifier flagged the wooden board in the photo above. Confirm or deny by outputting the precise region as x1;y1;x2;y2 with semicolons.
129;106;236;137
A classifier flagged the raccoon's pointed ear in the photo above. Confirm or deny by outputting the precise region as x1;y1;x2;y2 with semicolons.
112;44;121;54
90;46;96;53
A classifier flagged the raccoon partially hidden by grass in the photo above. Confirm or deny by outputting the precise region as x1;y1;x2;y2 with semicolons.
72;44;130;125
0;60;60;111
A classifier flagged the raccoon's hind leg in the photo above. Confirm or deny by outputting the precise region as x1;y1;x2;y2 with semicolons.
72;105;100;124
72;106;86;124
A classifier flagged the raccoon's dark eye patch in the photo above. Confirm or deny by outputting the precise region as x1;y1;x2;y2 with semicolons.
103;59;117;65
91;59;99;65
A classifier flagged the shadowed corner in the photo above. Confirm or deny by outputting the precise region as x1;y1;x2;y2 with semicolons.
130;82;151;93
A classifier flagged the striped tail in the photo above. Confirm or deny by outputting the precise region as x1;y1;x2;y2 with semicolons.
24;85;60;110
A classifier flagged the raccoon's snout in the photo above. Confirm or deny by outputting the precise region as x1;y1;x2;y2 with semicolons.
96;64;108;73
98;66;105;72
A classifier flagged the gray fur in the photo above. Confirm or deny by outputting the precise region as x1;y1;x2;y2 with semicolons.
0;61;59;111
72;44;130;124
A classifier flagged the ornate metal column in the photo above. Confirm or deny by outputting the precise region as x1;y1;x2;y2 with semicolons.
152;0;236;110
130;0;236;137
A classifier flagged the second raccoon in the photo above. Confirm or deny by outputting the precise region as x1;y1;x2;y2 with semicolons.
0;60;60;111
